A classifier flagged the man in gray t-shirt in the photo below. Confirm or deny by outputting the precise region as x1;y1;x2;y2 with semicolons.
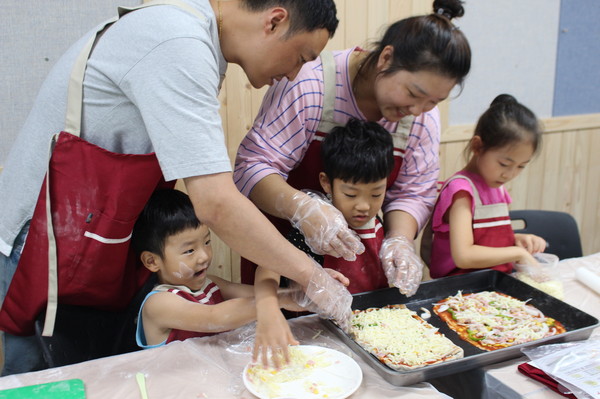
0;0;350;375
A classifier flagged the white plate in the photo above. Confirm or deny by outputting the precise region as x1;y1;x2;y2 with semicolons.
243;345;362;399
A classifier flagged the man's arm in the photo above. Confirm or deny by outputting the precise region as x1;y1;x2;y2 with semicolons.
184;172;313;286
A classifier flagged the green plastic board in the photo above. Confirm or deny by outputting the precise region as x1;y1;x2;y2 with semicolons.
0;378;85;398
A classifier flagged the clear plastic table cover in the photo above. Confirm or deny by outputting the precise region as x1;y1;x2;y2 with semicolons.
0;315;451;398
482;252;600;399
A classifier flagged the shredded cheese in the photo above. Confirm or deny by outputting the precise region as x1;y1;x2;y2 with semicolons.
245;346;338;398
350;306;463;369
515;273;565;299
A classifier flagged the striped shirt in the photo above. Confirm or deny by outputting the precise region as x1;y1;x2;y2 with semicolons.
233;47;441;230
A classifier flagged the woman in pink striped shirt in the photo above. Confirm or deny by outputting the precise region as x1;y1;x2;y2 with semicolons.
235;0;472;359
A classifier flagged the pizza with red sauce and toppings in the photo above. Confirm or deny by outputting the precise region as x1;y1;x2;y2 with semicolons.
433;291;566;351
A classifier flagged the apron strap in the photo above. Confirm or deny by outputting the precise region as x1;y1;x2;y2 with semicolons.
42;136;59;336
42;0;206;337
441;174;483;206
393;114;414;153
316;50;338;133
439;175;510;225
64;0;206;135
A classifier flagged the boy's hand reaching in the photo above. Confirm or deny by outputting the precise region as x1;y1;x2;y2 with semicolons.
252;268;349;368
515;233;547;254
253;305;299;369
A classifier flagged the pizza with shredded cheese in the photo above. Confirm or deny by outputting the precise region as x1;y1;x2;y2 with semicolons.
433;290;566;351
349;304;464;371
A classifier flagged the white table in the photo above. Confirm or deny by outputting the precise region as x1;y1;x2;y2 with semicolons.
3;257;597;399
0;314;451;398
482;253;600;399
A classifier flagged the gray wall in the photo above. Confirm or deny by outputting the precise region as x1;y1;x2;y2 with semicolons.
2;1;599;165
0;0;141;166
449;0;600;125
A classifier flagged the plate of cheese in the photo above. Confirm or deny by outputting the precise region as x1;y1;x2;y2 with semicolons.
243;345;362;399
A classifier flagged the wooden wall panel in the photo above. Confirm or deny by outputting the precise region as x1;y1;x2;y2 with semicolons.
582;128;600;254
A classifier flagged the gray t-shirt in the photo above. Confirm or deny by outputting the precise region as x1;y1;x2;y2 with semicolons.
0;0;230;255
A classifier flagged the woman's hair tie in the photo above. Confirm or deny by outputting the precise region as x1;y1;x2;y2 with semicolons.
437;7;452;19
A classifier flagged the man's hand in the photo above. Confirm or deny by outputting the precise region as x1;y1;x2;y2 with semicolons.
288;258;353;331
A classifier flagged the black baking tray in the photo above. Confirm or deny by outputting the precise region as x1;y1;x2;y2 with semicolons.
322;269;599;386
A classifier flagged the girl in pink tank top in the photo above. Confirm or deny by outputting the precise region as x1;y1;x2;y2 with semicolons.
429;94;547;278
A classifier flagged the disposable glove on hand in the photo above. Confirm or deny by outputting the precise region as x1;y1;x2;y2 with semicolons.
285;191;365;261
288;259;352;331
380;234;424;297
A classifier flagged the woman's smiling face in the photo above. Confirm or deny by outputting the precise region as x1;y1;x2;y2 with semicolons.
374;68;456;122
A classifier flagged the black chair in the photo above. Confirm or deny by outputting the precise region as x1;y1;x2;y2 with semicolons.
34;274;157;368
509;210;583;260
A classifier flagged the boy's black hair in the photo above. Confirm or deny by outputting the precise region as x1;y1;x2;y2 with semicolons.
321;118;394;184
131;189;201;257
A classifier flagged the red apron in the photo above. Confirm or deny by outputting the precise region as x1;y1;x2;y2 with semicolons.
240;50;415;284
429;175;515;277
0;0;202;337
322;217;388;293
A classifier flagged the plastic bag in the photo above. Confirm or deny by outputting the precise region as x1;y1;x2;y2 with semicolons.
514;253;564;299
521;337;600;399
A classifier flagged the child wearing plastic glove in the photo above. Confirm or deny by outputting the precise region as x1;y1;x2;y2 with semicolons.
285;118;425;296
131;189;308;349
427;94;546;279
380;234;425;296
254;118;406;366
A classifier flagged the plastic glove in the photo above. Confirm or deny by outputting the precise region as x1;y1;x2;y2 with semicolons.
380;234;424;297
288;259;353;332
283;191;365;261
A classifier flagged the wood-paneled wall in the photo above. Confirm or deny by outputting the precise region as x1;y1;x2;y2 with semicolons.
180;1;600;281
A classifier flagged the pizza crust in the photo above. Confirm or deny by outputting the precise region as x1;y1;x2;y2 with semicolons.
350;304;464;371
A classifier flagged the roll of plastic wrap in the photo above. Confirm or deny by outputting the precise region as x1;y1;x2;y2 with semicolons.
575;267;600;295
